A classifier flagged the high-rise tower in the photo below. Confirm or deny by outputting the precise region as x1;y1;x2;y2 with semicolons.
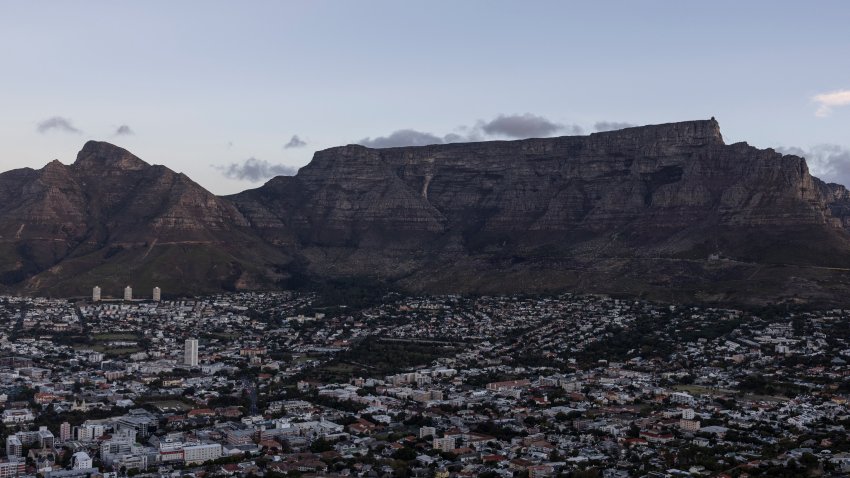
184;339;199;367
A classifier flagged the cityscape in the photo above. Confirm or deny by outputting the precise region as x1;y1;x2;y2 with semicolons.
2;1;850;478
0;291;847;477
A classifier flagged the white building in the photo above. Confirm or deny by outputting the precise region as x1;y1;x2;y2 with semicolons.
433;437;456;452
74;423;106;442
184;339;199;367
72;451;93;469
152;287;161;302
183;443;222;465
92;286;101;302
2;409;34;424
124;285;133;301
5;436;22;458
670;392;695;406
100;430;137;467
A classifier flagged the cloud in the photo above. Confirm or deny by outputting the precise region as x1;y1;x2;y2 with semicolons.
813;89;850;117
358;129;445;148
36;116;81;134
284;135;307;149
594;121;637;132
357;113;581;148
114;124;134;136
216;157;298;182
479;113;580;138
442;133;467;143
778;144;850;187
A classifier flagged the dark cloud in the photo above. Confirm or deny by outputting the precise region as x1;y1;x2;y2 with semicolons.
479;113;580;138
358;129;445;148
357;113;583;148
284;135;307;149
778;144;850;187
594;121;637;132
36;116;81;134
114;124;134;136
217;157;298;182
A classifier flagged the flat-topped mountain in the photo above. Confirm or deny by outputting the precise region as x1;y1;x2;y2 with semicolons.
230;118;850;305
3;120;850;304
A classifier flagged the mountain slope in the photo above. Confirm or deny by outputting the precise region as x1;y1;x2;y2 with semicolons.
230;119;850;305
0;141;290;297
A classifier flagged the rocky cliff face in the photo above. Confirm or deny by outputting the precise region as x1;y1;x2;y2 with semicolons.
235;119;838;241
0;141;289;297
3;120;850;304
231;119;850;305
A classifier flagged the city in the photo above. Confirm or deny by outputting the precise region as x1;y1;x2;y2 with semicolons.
2;1;850;478
0;291;847;477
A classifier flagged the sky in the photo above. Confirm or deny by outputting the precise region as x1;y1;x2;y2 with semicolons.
1;1;849;194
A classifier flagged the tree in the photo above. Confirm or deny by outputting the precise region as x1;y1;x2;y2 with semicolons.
310;438;333;453
392;447;417;461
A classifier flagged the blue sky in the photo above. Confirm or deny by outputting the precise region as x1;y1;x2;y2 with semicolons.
1;1;848;193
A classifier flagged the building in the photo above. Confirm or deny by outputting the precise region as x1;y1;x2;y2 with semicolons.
100;431;137;467
92;286;101;302
1;409;34;424
37;427;54;448
223;429;254;446
486;379;531;391
680;419;701;432
60;422;71;442
183;443;222;465
184;339;199;367
73;423;106;442
5;436;21;458
72;452;92;470
10;427;52;449
433;437;456;452
116;409;158;438
152;286;161;301
124;285;133;301
670;392;695;406
0;459;25;478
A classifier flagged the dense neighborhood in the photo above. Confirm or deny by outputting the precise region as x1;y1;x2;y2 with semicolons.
0;291;849;477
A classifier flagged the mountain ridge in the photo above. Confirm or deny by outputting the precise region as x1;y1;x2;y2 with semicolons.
3;119;850;305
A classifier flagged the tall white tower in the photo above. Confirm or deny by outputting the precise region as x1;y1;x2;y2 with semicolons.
92;286;101;302
184;338;199;367
124;286;133;301
152;287;161;302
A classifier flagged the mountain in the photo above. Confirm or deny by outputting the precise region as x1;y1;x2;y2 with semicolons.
2;119;850;305
0;141;290;297
229;118;850;305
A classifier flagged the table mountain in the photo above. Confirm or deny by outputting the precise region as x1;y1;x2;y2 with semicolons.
3;119;850;305
230;118;850;305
